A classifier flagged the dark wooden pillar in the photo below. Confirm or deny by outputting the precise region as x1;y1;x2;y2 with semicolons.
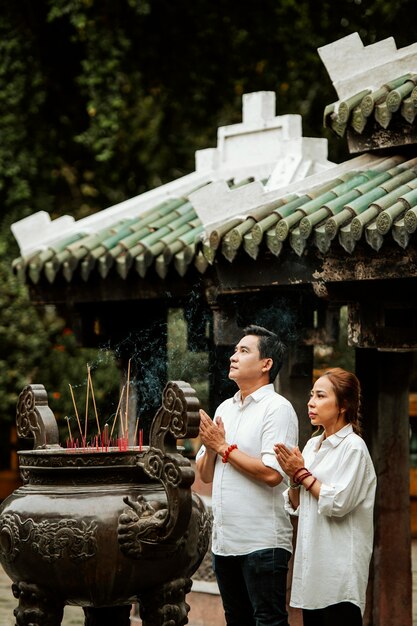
209;345;237;414
279;343;313;626
208;306;241;414
278;343;314;449
356;348;412;626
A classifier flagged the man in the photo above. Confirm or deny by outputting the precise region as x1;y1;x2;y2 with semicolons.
196;324;298;626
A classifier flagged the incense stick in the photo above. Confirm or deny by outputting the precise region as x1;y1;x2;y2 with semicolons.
65;416;72;442
102;423;109;448
88;366;101;436
69;384;83;437
125;358;131;438
110;384;125;439
119;401;126;439
134;417;139;448
84;368;90;441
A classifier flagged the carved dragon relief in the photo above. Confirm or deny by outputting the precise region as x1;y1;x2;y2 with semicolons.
0;513;97;564
118;380;202;557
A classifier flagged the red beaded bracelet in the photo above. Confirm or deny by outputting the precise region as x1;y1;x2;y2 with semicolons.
222;444;238;463
293;467;309;481
294;470;312;485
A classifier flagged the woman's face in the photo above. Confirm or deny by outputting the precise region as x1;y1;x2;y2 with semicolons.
308;375;346;434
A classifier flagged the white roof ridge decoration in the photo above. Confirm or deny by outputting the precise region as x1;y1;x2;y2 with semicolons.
318;32;417;101
11;91;333;258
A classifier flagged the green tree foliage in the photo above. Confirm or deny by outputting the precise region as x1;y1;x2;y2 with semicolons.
2;0;417;225
167;307;209;454
0;229;120;447
0;238;50;418
313;306;355;374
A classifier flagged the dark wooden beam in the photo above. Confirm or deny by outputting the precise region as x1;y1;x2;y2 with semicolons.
348;299;417;349
210;243;417;296
347;117;417;153
27;266;210;306
25;239;417;309
316;245;417;284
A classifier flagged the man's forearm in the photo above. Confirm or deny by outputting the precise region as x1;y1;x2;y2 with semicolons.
226;448;283;487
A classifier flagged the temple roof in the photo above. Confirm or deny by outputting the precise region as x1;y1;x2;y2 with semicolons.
11;91;333;285
11;151;417;284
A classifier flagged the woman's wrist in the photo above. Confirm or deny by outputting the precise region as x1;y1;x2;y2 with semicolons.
291;467;318;492
293;467;311;484
305;476;317;491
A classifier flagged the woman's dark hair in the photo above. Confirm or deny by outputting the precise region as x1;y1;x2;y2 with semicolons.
243;324;286;382
322;367;362;436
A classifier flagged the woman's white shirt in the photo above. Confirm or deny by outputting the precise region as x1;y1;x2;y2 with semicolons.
284;424;376;615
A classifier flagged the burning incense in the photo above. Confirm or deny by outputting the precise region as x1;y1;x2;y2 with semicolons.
88;366;101;436
69;384;83;437
134;417;139;448
125;358;131;438
102;424;109;449
84;368;90;441
110;384;125;439
119;404;126;439
65;416;72;442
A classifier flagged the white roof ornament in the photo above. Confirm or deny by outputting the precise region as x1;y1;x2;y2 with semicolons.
318;32;417;101
195;91;331;183
11;212;76;258
191;93;333;229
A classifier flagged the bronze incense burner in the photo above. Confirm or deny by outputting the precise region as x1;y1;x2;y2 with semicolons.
0;381;210;626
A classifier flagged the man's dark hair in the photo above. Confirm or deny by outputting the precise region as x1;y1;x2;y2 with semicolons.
243;324;286;382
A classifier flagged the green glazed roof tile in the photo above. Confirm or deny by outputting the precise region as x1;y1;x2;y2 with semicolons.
365;221;384;251
243;232;260;260
392;217;410;248
339;223;356;254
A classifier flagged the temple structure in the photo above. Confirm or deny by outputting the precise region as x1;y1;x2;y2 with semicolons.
11;33;417;625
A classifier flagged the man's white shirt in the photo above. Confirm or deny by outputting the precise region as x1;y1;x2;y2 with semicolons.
196;383;298;556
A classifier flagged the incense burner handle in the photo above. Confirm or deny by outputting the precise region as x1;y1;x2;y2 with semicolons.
119;380;200;552
16;384;60;449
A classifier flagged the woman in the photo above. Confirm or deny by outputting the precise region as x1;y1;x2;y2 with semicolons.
274;368;376;626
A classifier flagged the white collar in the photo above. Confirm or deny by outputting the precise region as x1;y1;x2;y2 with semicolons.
315;423;354;449
233;383;274;404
